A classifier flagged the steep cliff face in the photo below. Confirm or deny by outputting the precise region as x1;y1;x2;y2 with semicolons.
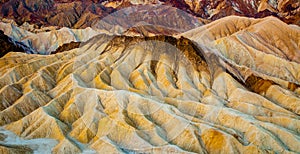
0;16;300;153
0;0;299;27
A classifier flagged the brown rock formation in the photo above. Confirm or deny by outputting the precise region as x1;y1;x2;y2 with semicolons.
51;41;81;54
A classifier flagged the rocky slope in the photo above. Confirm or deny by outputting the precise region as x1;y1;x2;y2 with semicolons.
0;16;299;153
181;0;299;25
0;3;203;54
0;30;33;57
181;16;300;87
90;4;204;35
0;21;101;54
0;0;298;55
0;1;205;29
0;0;299;27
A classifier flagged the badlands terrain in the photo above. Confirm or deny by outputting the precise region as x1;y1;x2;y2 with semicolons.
0;0;299;27
0;0;300;154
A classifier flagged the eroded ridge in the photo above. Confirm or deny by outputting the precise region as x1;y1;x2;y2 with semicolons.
0;22;300;153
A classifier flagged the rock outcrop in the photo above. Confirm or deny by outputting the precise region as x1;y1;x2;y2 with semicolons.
52;41;81;54
0;16;299;153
